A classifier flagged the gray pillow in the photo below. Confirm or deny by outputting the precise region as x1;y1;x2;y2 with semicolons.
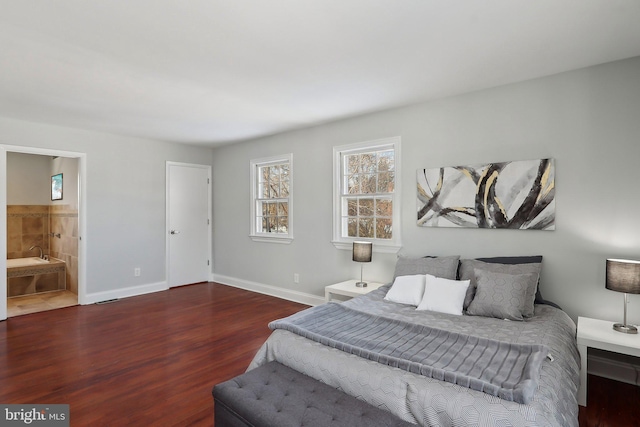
393;255;460;280
466;269;537;321
459;259;541;315
474;256;545;304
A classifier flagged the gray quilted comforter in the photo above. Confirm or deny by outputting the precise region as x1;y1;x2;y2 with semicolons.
249;285;580;427
270;303;549;404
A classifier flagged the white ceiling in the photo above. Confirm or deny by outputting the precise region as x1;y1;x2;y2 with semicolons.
1;1;640;147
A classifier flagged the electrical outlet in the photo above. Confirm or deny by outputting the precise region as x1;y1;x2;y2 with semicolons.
134;268;141;277
294;273;300;283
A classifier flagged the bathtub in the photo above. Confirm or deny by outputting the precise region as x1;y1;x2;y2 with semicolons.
7;257;66;297
7;257;51;268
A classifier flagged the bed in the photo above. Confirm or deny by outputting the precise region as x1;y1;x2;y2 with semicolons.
248;256;580;427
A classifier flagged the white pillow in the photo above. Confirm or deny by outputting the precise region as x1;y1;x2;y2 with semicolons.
384;274;426;306
416;274;470;315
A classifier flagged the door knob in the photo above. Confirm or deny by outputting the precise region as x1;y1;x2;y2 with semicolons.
170;230;180;235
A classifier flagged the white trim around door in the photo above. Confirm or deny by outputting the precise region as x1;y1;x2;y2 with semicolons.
0;145;87;321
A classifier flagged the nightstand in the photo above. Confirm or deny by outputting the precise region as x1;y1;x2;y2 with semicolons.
325;279;385;302
577;316;640;406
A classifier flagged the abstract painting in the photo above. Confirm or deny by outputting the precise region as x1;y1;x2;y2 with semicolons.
417;158;555;230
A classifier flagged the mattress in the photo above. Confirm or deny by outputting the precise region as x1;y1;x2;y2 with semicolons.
248;285;580;427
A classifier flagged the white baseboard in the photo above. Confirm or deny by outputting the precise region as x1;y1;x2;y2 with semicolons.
588;353;640;386
83;274;326;307
212;274;325;307
84;281;168;305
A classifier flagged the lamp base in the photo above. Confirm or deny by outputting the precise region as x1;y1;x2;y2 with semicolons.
355;281;368;288
613;323;638;334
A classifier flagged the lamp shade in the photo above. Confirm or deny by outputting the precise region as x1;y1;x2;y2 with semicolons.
606;259;640;294
352;241;372;263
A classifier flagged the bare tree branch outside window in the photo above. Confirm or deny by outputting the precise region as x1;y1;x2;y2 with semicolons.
342;149;394;239
257;162;289;233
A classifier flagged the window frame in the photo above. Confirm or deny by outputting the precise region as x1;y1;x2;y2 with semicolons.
332;137;401;253
250;153;293;244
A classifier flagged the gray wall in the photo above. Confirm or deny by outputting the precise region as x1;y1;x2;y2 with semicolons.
51;156;79;209
1;118;214;298
7;152;51;204
6;153;79;208
212;56;640;324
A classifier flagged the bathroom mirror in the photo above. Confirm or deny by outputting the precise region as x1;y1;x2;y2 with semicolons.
51;173;63;200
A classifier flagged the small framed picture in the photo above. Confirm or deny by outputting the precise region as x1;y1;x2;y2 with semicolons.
51;173;63;201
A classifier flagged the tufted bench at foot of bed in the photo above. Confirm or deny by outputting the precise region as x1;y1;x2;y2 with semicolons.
212;361;415;427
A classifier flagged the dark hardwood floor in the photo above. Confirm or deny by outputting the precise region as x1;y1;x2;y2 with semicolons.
0;282;637;426
579;374;640;427
0;283;307;426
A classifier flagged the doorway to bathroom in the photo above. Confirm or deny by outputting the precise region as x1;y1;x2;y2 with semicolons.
0;145;86;320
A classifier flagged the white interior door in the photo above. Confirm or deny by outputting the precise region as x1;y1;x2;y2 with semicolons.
167;162;211;288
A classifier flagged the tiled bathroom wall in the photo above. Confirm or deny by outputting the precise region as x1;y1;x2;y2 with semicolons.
7;204;79;295
50;205;79;294
7;205;50;259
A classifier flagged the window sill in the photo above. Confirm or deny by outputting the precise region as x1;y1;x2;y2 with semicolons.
250;234;293;244
331;240;401;254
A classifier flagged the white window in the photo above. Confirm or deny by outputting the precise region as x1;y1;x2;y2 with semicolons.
332;137;401;252
250;154;293;243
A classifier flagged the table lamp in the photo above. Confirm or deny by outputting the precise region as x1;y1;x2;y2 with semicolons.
352;241;372;288
606;258;640;334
